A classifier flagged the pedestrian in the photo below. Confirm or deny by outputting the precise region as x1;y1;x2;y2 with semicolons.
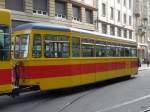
0;42;3;60
147;60;150;67
138;58;141;67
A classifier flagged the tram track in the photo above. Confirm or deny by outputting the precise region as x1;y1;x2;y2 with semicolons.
55;78;131;112
19;88;97;112
1;70;150;112
0;76;134;112
56;90;94;112
141;107;150;112
0;85;98;112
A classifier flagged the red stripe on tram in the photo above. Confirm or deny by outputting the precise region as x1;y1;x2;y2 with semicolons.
19;61;132;79
0;69;12;85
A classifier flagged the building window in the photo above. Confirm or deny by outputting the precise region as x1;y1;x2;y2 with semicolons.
110;26;115;36
149;15;150;24
124;14;127;24
118;10;121;22
129;0;131;9
55;1;67;19
5;0;24;11
72;6;81;21
102;3;106;17
117;28;122;37
124;0;126;7
149;31;150;41
102;23;107;34
110;7;114;20
129;31;132;39
33;0;48;16
85;9;93;24
129;16;132;25
139;36;142;43
124;29;127;38
12;20;30;31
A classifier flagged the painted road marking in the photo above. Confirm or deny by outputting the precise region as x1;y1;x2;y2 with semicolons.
96;94;150;112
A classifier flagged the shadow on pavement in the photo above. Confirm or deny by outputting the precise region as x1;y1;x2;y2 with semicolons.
0;75;136;110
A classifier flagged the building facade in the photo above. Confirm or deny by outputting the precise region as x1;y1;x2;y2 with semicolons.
134;0;149;63
97;0;135;41
2;0;149;62
147;0;150;61
0;0;97;31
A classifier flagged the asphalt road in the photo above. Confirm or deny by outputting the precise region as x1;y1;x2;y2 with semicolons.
0;70;150;112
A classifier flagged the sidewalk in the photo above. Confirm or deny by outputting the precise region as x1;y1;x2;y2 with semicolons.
138;64;150;71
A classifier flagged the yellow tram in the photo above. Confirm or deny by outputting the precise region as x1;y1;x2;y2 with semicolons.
13;23;138;91
0;9;13;94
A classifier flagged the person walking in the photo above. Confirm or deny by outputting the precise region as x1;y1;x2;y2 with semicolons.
0;43;3;60
147;60;150;67
138;58;141;67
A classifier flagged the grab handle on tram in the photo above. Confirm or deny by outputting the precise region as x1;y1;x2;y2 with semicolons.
13;62;21;87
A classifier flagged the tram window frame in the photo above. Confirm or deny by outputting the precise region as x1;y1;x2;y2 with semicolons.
131;47;137;57
106;45;110;56
119;46;125;57
72;37;80;57
129;47;132;57
0;27;11;61
106;43;116;57
32;34;42;58
44;34;70;58
15;34;29;59
115;46;120;57
110;45;117;57
124;47;131;57
96;41;106;57
82;39;94;57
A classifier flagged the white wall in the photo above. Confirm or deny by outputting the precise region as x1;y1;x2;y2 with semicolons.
76;0;94;7
98;0;135;40
84;0;94;6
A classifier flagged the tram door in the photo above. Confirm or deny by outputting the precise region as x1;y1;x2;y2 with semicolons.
0;25;13;94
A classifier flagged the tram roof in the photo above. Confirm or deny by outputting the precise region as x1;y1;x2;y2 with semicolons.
71;27;136;44
15;23;136;44
15;23;71;32
0;8;11;14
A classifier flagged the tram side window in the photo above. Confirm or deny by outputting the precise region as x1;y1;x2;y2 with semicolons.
131;48;137;57
96;42;106;57
33;34;42;58
116;47;120;57
15;34;29;58
0;28;10;61
120;47;125;57
82;39;94;57
106;45;110;56
72;37;80;57
106;44;116;57
44;35;70;58
110;46;116;56
124;47;131;57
